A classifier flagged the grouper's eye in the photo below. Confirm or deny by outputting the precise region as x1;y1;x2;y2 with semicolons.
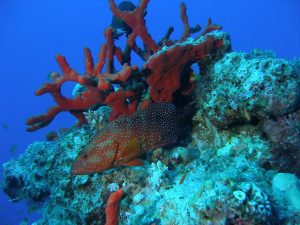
83;154;88;159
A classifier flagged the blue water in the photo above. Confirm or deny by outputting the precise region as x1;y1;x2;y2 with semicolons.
0;0;299;224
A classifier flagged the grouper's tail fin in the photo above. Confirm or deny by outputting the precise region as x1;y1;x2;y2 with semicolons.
175;101;198;143
176;101;198;121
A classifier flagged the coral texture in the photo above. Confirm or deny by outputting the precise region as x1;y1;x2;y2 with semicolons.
26;0;230;131
263;109;300;175
197;50;300;129
4;51;300;225
3;1;300;225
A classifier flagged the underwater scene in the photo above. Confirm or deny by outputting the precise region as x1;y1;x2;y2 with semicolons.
0;0;300;224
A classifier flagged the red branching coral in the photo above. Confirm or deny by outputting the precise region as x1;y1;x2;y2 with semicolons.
105;189;124;225
109;0;158;55
26;35;138;131
144;36;225;102
26;0;230;131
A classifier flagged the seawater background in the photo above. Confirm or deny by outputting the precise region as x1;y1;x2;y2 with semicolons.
0;0;299;224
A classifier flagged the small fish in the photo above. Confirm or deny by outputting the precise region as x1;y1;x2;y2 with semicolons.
46;71;58;82
242;106;251;122
9;145;17;155
20;217;28;225
2;123;8;130
110;1;147;39
72;103;178;175
111;1;136;39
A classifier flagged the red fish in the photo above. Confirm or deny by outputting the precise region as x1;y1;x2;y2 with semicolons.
71;103;178;175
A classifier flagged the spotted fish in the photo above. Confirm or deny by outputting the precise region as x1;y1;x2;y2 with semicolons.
71;103;178;175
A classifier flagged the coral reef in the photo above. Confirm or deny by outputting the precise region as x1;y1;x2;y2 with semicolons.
26;0;230;131
3;53;300;223
228;183;272;224
263;109;300;175
196;50;300;129
272;173;300;213
2;1;300;225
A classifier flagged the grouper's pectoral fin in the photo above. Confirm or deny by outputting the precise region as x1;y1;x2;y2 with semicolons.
120;159;144;167
115;138;142;162
122;138;142;158
113;138;145;168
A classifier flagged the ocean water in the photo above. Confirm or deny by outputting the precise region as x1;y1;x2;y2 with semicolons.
0;0;299;224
